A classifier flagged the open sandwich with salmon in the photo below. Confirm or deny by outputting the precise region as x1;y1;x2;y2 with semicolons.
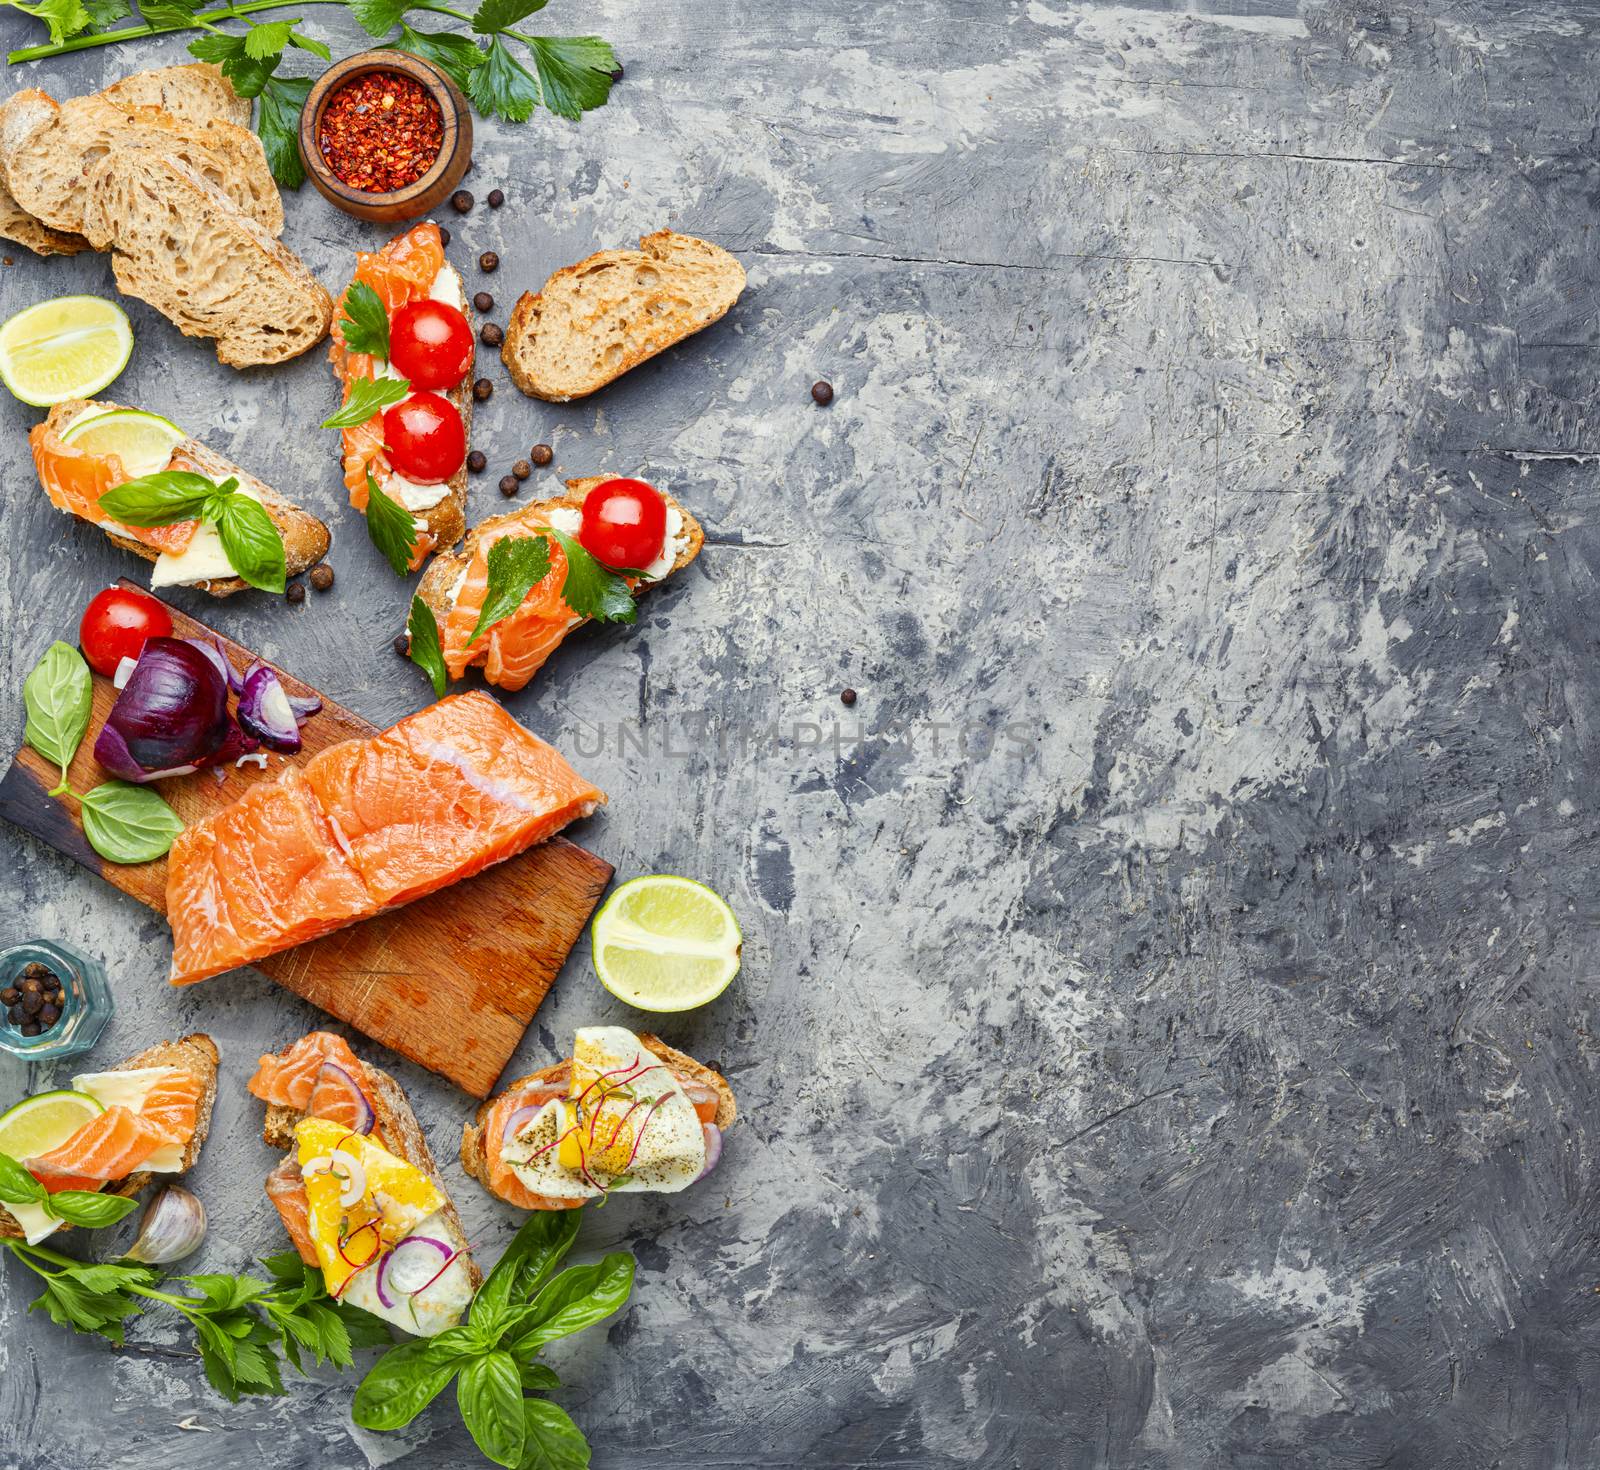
328;220;473;571
30;398;330;596
462;1026;734;1209
165;691;604;985
413;475;703;693
252;1032;480;1336
0;1033;218;1245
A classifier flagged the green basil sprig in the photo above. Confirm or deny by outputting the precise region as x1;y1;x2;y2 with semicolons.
353;1210;632;1468
20;643;184;864
99;470;286;594
0;1152;140;1228
323;374;411;429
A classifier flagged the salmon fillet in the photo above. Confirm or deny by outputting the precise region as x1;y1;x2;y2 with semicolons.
248;1032;365;1110
265;1156;318;1265
166;693;604;984
30;1106;167;1183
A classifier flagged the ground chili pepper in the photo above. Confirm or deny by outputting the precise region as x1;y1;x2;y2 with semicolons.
319;71;444;194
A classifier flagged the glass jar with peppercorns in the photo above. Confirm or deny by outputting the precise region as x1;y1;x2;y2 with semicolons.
0;940;113;1061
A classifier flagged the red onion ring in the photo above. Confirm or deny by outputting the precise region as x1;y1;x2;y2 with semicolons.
695;1124;722;1182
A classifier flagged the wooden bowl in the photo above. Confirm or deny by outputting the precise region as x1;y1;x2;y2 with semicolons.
299;50;472;223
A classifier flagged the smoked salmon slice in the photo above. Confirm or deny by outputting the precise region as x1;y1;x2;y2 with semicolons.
30;418;198;556
265;1156;318;1266
28;1105;169;1183
248;1032;365;1111
166;693;604;985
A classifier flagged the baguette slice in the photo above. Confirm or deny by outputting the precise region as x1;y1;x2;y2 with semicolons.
0;91;282;237
414;476;703;687
0;172;85;256
0;1033;220;1242
502;230;745;401
45;398;330;597
98;63;252;129
460;1034;736;1204
259;1037;483;1296
81;153;330;367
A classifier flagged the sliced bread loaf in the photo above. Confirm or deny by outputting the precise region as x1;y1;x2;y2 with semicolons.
82;152;330;367
502;230;746;400
0;91;282;237
98;62;251;128
0;172;85;255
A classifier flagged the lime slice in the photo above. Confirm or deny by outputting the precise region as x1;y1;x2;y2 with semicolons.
592;875;742;1011
0;294;134;407
62;408;184;478
0;1089;103;1159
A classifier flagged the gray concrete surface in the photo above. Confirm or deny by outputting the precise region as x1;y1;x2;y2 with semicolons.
1;1;1597;1465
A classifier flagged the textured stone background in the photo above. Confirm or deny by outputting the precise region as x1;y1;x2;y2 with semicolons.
3;1;1599;1466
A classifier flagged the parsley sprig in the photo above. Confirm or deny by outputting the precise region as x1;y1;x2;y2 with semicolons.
5;0;619;186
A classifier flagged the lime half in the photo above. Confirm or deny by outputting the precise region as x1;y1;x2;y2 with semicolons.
0;294;133;407
0;1089;103;1159
62;408;183;477
592;875;742;1011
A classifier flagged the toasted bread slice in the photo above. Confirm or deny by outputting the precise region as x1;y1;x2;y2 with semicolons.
46;398;330;597
0;172;85;256
414;476;703;686
0;92;282;237
0;1033;220;1242
502;230;745;401
97;63;251;129
257;1037;483;1295
81;153;330;367
460;1034;735;1204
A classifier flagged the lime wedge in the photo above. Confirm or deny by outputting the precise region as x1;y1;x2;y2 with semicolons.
0;1089;103;1159
0;294;133;407
592;875;742;1011
62;408;184;478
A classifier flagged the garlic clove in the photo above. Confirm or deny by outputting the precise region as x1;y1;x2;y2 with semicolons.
123;1184;207;1265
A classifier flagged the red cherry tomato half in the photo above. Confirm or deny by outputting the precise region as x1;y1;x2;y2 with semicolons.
387;299;474;391
78;586;173;678
579;478;668;571
383;392;467;484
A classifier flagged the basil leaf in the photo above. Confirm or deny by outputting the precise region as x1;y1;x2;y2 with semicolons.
350;0;412;36
507;1253;634;1355
520;1361;559;1390
469;535;551;646
0;1153;48;1206
99;470;219;527
47;1190;140;1228
365;472;419;577
257;74;312;188
471;1210;581;1335
323;375;410;429
339;281;391;359
518;1398;591;1470
216;494;287;594
471;0;544;34
457;1351;526;1468
548;528;636;624
78;780;184;863
23;641;92;784
394;24;486;91
466;35;540;124
352;1332;475;1430
406;594;448;699
519;35;617;122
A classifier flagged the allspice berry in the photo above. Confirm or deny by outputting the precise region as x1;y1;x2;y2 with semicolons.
309;563;334;592
530;443;553;467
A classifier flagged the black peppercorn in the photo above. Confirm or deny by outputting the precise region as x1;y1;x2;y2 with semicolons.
451;190;473;214
20;1021;40;1037
23;963;48;978
512;459;531;481
481;323;504;348
812;380;834;406
610;63;624;81
392;634;409;657
309;563;335;592
439;225;451;246
499;475;519;497
487;188;505;208
20;978;41;997
38;1004;59;1027
286;581;305;604
6;1005;22;1025
841;688;858;706
19;990;42;1017
474;291;494;313
1;988;17;1007
479;251;499;273
530;443;553;467
473;378;493;402
468;450;488;473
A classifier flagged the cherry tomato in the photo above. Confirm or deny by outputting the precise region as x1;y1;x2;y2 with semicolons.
579;478;668;571
78;586;173;678
387;300;474;390
383;392;467;484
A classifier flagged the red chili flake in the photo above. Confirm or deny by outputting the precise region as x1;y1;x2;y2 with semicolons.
319;71;444;194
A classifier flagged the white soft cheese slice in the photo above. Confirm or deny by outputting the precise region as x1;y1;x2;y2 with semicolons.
148;485;263;588
429;263;466;312
8;1199;61;1246
388;473;451;513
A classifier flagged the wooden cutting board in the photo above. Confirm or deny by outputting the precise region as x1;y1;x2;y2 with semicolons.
0;582;612;1097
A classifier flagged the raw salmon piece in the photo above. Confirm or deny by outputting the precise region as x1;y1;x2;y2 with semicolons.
265;1156;318;1266
30;420;197;556
166;694;604;984
28;1105;168;1182
439;504;585;691
249;1032;365;1110
139;1069;204;1142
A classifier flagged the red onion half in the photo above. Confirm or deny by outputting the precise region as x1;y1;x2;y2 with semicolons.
94;637;231;782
